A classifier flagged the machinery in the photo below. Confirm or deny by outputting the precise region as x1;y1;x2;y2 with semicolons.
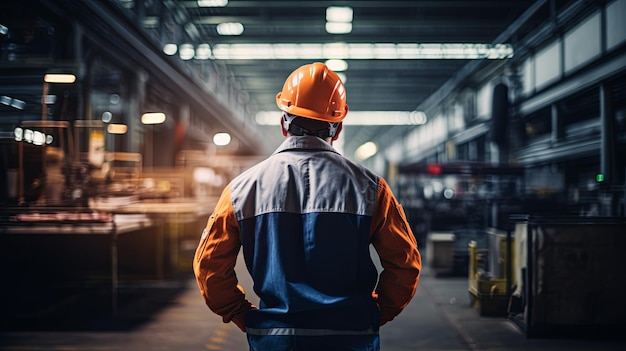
4;119;148;207
396;162;525;275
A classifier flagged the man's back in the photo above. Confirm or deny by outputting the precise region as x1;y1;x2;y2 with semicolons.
230;135;381;332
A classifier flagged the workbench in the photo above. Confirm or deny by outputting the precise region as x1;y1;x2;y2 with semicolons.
0;197;217;316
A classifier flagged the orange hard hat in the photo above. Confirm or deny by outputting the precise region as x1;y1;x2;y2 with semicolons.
276;62;349;123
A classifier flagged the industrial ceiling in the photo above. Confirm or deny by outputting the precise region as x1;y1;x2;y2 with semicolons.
1;0;571;159
146;0;559;157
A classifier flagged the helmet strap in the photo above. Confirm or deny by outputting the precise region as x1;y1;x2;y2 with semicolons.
282;112;340;139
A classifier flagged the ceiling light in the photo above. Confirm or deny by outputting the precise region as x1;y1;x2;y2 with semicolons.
179;44;195;60
373;43;397;59
217;22;244;36
44;74;76;83
32;130;46;146
348;44;374;58
0;96;25;110
141;112;166;124
213;132;231;146
325;59;348;71
326;7;353;22
299;45;323;57
107;124;128;134
323;42;349;58
142;17;158;28
212;43;513;60
355;142;377;161
10;98;25;110
195;43;212;59
0;24;8;35
325;22;352;34
163;43;177;55
409;111;428;124
13;127;22;141
273;44;300;58
197;0;228;7
44;95;56;104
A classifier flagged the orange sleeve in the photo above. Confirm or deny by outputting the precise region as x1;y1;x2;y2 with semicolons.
193;184;254;331
370;177;422;325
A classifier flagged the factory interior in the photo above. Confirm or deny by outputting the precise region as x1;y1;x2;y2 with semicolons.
1;0;626;350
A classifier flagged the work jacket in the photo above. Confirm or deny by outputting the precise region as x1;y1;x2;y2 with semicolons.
194;135;421;336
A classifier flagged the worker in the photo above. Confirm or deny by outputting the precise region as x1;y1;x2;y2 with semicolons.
193;62;421;351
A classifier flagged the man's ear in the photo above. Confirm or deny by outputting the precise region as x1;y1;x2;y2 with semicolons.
280;115;288;137
331;123;343;141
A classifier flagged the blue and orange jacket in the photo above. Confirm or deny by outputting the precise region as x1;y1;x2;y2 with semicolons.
194;136;421;335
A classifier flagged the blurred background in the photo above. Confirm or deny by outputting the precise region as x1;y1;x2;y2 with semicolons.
0;0;625;344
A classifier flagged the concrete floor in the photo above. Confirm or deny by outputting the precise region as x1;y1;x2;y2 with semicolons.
1;252;625;351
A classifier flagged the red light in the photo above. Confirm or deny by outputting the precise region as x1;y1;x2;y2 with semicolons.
426;164;441;175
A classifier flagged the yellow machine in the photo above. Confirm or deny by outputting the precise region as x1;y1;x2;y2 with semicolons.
468;231;515;316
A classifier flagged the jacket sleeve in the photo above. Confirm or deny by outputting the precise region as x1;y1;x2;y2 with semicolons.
370;177;422;325
193;184;254;332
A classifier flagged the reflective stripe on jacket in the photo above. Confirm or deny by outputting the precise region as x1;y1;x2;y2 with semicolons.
194;136;421;335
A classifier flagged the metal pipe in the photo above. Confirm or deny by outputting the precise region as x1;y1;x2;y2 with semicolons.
600;83;616;216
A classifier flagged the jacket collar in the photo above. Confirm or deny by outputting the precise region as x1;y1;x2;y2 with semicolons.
272;136;340;156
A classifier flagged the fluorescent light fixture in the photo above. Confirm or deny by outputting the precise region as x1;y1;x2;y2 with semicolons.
1;95;25;110
44;74;76;83
14;129;50;146
326;22;352;34
10;98;25;110
212;43;514;60
195;43;212;59
141;112;166;124
179;44;195;60
163;43;177;55
198;0;227;7
355;142;377;161
326;7;353;34
255;111;427;125
23;129;31;143
325;59;348;72
0;24;8;35
143;16;159;28
13;127;23;141
326;7;353;22
217;22;244;36
324;42;350;58
32;130;46;146
107;124;128;134
213;132;231;146
44;95;56;104
348;44;374;59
